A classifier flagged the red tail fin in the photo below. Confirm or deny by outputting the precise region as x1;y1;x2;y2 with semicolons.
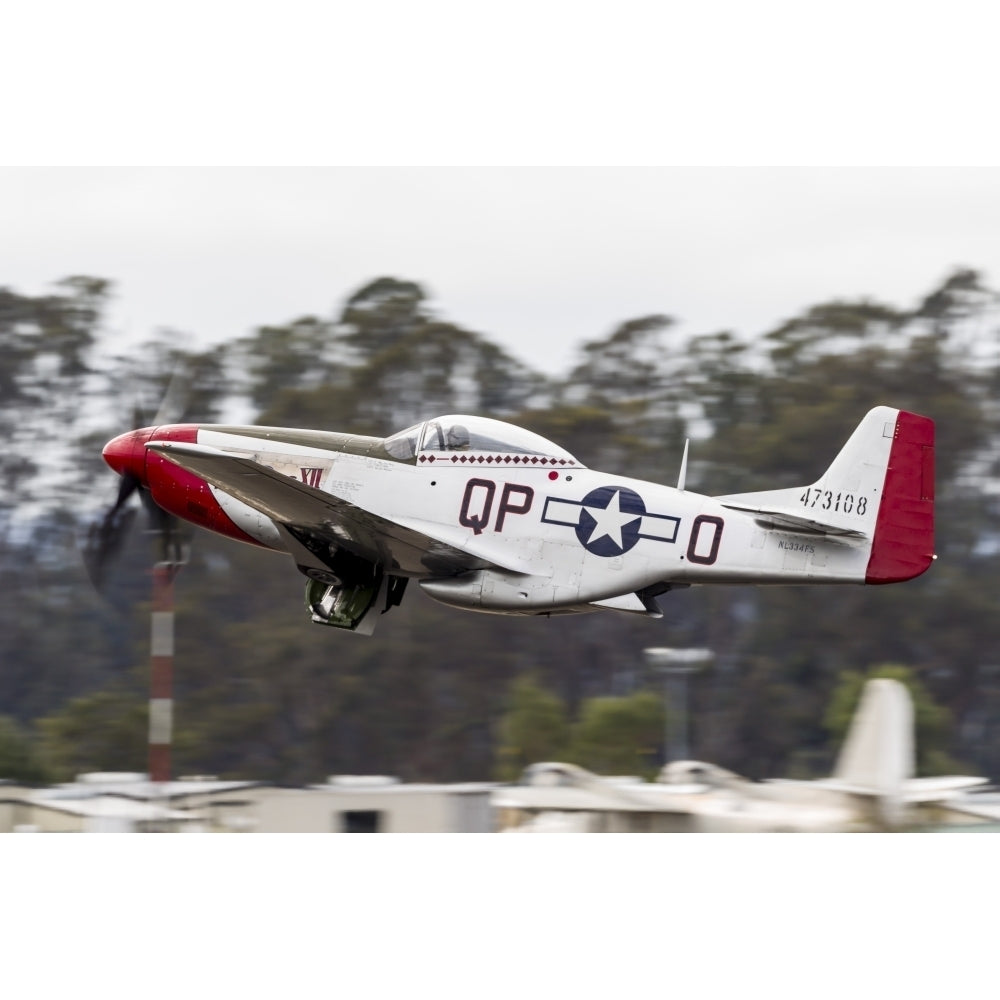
865;410;935;584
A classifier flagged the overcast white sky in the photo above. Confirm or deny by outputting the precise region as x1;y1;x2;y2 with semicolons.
5;5;1000;376
4;166;1000;375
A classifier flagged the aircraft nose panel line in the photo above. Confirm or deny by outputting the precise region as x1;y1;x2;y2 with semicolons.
102;427;157;481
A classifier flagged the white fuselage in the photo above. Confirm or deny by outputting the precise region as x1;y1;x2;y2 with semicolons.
199;430;873;614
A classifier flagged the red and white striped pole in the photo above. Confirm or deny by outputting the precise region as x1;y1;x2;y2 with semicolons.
149;562;176;784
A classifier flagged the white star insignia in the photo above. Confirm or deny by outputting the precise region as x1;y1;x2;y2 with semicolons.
584;490;639;549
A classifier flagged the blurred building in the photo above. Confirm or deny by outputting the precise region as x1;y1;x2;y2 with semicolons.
496;680;1000;833
6;682;1000;833
0;773;497;833
496;760;1000;833
210;775;497;832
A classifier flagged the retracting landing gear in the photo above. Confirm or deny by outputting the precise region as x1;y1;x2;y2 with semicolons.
304;571;409;635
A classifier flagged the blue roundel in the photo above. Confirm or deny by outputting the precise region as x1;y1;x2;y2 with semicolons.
575;486;646;556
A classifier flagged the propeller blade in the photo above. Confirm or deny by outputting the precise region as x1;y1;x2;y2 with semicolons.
83;495;139;590
84;362;195;592
114;467;142;511
153;369;190;426
139;485;191;567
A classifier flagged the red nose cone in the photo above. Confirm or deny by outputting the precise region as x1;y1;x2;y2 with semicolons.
102;427;157;482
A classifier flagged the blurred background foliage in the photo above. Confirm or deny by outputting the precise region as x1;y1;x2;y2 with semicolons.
1;269;999;785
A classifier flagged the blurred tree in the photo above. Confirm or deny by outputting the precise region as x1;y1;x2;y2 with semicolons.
2;267;999;791
0;715;50;783
563;314;676;407
347;321;548;433
494;675;571;781
38;686;148;781
556;314;688;478
237;315;344;415
0;277;110;516
341;277;427;356
915;267;996;327
251;277;550;433
566;690;665;779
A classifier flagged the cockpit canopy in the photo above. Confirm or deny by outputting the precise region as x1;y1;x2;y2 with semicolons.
383;414;581;466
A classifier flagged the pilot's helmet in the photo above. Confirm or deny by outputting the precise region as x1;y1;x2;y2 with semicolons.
446;424;470;450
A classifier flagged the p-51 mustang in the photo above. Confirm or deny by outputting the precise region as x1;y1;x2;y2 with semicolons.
97;405;934;634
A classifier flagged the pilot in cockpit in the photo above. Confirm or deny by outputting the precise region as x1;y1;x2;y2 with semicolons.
445;424;470;450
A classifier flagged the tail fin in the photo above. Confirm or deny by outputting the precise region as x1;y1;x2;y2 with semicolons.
821;677;915;828
717;406;935;583
807;405;936;583
832;678;915;793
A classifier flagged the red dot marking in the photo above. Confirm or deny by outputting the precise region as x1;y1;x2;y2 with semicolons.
548;470;559;480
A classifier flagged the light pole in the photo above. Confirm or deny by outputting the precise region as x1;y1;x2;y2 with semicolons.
644;647;714;763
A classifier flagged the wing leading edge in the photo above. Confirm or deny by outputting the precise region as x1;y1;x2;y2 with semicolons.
145;439;535;576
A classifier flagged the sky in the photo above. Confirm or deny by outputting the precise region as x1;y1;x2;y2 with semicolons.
4;166;1000;376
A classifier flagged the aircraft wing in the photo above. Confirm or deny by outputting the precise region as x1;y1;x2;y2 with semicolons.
146;440;533;576
929;799;1000;823
901;776;991;803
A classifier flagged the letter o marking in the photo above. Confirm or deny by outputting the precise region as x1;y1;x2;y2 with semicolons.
686;515;724;565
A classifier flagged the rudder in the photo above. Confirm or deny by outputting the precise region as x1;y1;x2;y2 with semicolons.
865;410;934;584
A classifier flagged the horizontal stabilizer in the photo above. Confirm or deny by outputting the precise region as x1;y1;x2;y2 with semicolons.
718;501;867;537
901;775;989;803
932;797;1000;823
806;775;989;803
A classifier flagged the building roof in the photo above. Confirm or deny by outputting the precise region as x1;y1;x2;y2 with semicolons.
311;778;497;796
41;774;264;802
26;794;198;823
